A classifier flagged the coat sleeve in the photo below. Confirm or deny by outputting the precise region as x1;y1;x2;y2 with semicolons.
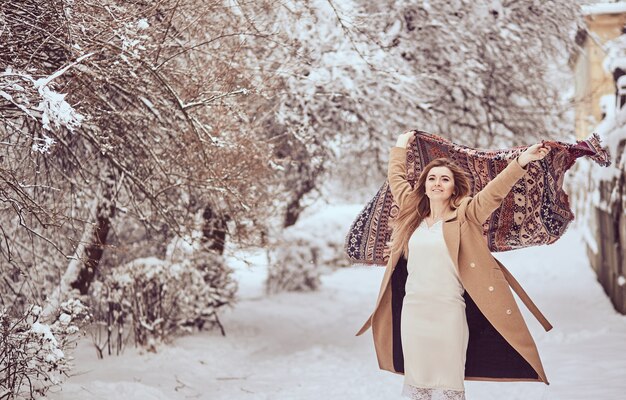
465;157;528;225
388;146;415;209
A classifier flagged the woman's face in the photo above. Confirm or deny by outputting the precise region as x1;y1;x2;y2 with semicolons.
424;166;455;201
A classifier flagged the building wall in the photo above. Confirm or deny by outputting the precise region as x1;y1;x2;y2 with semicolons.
575;10;626;315
575;12;626;139
588;176;626;314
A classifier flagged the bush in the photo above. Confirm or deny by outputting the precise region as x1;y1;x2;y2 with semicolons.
0;300;89;399
89;237;237;356
266;237;323;294
265;204;356;294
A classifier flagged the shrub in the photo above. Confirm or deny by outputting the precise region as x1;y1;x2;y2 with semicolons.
89;238;237;356
266;237;323;294
265;204;355;294
0;300;89;399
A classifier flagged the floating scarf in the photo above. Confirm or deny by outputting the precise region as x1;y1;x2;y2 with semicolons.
344;130;610;266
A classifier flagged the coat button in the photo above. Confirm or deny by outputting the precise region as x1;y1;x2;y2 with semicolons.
506;309;512;315
470;262;476;268
488;286;494;292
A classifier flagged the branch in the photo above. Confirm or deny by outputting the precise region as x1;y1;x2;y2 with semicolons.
182;88;249;111
325;0;373;68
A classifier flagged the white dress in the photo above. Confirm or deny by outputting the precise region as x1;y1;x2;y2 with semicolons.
400;220;469;400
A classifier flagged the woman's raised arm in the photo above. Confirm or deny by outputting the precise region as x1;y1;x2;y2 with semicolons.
388;131;416;209
465;143;551;225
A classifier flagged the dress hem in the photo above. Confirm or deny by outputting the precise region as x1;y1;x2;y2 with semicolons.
401;383;466;400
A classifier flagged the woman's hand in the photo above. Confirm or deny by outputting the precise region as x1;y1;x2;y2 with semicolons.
395;131;415;148
518;143;551;168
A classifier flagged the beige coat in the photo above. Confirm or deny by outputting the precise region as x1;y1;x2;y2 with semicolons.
356;146;553;384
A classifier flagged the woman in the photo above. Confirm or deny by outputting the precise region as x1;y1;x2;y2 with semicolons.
356;131;552;400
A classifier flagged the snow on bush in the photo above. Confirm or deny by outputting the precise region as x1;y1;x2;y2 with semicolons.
117;18;150;57
0;300;89;399
266;239;323;294
1;55;89;154
89;234;237;355
266;204;358;294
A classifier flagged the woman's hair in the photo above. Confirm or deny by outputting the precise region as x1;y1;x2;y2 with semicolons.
389;158;471;256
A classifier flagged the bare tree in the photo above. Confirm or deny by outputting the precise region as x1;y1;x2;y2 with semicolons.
271;0;581;198
0;0;293;313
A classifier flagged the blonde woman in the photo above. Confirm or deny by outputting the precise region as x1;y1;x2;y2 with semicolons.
356;131;552;400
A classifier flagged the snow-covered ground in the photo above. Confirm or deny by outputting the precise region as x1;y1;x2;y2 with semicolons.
49;205;626;400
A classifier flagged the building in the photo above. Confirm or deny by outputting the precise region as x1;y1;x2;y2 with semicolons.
573;3;626;139
572;3;626;314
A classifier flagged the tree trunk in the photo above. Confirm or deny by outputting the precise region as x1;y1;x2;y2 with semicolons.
43;174;118;318
284;177;315;228
202;205;229;254
70;189;115;294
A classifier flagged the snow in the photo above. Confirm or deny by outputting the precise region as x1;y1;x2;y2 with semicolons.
599;94;616;120
136;19;149;30
58;313;72;325
48;204;626;400
581;3;626;16
581;222;598;255
31;322;58;346
43;198;99;319
31;133;56;154
46;348;65;363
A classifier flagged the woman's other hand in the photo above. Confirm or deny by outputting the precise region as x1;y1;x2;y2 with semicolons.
518;143;551;168
395;131;415;148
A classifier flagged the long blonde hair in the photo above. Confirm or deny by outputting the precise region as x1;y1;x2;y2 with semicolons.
389;158;471;256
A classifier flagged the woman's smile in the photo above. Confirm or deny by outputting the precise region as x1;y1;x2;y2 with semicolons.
425;166;455;199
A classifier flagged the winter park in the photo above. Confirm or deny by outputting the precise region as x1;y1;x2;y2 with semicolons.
3;1;626;400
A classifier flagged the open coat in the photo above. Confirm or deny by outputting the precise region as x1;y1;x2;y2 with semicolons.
356;146;553;384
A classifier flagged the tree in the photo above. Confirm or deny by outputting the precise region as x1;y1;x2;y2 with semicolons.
0;0;288;313
272;0;581;199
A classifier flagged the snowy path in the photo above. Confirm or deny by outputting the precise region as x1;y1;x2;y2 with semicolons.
50;226;626;400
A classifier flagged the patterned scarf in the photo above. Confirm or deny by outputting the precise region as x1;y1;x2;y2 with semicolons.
344;130;610;266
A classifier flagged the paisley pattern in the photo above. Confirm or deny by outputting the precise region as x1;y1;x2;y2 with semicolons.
344;130;610;266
